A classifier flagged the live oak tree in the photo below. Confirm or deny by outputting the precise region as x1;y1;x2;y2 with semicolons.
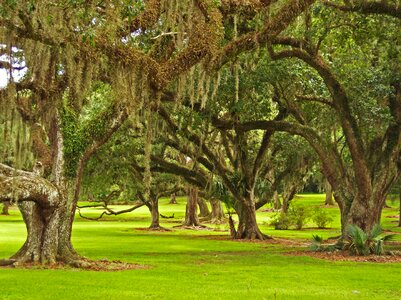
227;4;401;235
0;0;318;264
0;0;222;265
154;60;283;239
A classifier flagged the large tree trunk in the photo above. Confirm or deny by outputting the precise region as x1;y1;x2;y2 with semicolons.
234;193;268;240
1;201;10;215
324;179;334;206
335;189;384;237
197;197;211;218
210;198;225;223
12;196;77;265
183;187;200;226
0;165;79;265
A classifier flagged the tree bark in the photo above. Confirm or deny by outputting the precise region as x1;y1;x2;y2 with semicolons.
0;166;79;265
234;193;268;240
281;185;297;213
148;198;161;229
169;193;177;204
324;179;334;206
1;201;10;215
273;191;281;210
210;198;225;223
399;188;401;227
183;187;200;226
335;189;384;236
197;197;211;218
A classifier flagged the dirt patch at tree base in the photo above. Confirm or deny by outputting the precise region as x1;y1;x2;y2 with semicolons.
285;251;401;263
135;227;172;232
0;259;149;271
199;235;309;245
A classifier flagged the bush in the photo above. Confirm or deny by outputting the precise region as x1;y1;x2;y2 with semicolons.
288;205;310;230
269;213;291;230
312;208;333;228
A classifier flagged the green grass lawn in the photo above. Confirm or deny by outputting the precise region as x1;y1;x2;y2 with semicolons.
1;195;401;300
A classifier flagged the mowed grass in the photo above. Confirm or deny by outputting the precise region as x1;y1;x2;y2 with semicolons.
1;195;401;300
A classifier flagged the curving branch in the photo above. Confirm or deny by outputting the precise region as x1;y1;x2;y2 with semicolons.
324;1;401;19
73;105;129;205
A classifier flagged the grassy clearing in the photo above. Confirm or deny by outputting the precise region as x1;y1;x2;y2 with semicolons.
1;195;401;299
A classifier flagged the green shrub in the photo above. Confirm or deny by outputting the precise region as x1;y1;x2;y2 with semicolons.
312;208;333;228
269;213;291;230
288;205;310;230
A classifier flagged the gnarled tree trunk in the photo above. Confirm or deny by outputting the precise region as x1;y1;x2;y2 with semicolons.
334;187;385;237
0;165;78;265
234;192;268;240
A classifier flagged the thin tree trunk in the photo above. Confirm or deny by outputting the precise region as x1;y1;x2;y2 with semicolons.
1;202;10;215
210;198;225;223
273;191;281;210
183;187;200;226
281;186;296;214
398;188;401;227
324;179;334;206
197;197;211;218
149;198;161;229
169;193;177;204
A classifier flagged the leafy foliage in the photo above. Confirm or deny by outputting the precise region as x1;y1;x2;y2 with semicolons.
269;212;291;230
288;205;311;230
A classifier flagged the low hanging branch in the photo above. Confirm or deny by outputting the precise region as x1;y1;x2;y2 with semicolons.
76;190;146;221
160;213;175;219
77;201;145;221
